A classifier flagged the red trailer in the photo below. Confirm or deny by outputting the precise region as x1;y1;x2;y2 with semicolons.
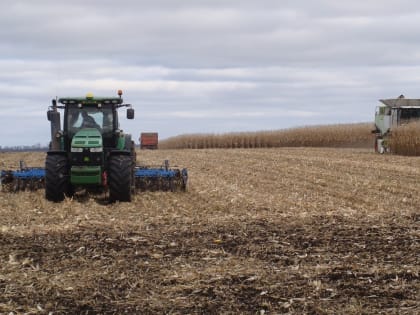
140;132;158;149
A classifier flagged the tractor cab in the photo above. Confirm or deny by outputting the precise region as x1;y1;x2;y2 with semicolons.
53;92;134;152
65;103;117;151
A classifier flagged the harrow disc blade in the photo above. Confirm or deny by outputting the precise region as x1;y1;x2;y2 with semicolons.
1;168;45;192
134;166;188;192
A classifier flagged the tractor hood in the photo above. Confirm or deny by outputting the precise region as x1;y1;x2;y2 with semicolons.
71;128;103;148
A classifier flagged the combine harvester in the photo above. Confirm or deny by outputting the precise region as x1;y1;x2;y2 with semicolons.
373;94;420;153
0;91;187;201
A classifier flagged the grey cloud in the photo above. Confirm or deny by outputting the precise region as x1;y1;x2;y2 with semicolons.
3;0;418;67
1;1;420;146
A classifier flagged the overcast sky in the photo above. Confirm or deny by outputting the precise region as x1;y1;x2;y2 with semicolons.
1;0;420;146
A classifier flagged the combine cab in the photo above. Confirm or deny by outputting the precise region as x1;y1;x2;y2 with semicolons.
1;91;188;201
373;95;420;153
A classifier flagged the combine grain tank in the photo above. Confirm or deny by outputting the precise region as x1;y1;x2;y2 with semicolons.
373;95;420;153
140;132;158;150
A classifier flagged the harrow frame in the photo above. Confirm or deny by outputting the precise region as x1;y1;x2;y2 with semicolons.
1;160;188;194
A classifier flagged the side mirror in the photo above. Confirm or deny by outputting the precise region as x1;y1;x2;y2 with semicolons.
47;110;53;121
127;108;134;119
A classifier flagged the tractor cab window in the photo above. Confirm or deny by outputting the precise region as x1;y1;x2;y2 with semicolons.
67;107;113;135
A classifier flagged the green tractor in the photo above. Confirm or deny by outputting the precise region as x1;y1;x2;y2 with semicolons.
0;90;187;197
46;90;136;202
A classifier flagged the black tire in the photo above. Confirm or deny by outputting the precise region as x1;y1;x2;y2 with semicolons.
45;154;70;202
124;135;137;165
124;136;137;193
108;155;133;202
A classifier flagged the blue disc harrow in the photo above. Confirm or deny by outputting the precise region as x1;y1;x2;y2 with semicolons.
0;168;45;192
1;160;188;193
135;160;188;192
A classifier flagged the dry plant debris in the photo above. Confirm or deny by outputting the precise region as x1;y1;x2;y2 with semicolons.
0;148;419;314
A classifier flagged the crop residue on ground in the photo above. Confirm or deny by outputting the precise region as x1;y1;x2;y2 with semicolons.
0;148;419;314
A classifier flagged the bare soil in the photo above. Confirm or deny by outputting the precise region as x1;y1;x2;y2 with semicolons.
0;148;419;314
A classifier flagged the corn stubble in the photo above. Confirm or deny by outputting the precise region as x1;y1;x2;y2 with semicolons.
0;148;419;314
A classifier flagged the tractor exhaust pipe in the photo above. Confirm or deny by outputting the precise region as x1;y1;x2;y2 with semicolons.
47;99;61;150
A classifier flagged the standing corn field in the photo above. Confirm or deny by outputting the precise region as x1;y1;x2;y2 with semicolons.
159;123;374;150
389;122;420;156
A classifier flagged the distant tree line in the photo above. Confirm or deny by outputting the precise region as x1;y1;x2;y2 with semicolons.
0;143;48;152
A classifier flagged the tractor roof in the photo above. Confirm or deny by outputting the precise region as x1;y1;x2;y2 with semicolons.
58;94;123;105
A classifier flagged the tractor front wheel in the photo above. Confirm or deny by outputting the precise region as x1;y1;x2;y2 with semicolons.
108;155;133;202
45;154;70;202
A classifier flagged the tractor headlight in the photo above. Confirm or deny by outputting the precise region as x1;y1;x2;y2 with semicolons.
71;147;83;153
90;147;103;152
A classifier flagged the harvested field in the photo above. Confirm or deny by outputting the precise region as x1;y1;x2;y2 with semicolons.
0;148;419;314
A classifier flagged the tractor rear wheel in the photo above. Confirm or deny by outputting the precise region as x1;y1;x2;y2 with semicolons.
45;154;70;202
109;155;133;202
